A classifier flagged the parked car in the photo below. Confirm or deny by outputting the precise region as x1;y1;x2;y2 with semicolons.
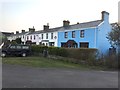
1;44;31;57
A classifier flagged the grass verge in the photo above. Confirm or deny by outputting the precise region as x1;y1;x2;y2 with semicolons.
2;56;108;70
2;56;91;70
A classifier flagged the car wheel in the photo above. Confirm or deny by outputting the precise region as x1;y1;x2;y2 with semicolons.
22;53;26;57
1;52;6;57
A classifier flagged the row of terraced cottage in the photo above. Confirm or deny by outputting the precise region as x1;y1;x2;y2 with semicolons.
8;11;115;54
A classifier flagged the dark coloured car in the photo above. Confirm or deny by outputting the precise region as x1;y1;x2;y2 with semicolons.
1;44;31;57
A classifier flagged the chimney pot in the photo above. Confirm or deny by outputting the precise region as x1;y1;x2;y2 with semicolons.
47;23;49;26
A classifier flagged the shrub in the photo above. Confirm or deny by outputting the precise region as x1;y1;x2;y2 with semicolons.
96;52;118;69
104;54;118;69
65;48;97;60
31;45;47;55
31;45;68;57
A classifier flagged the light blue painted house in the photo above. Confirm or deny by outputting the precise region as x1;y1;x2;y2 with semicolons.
57;11;111;54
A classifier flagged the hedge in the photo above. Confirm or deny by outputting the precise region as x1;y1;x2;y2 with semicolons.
31;45;118;69
31;45;97;60
65;48;97;60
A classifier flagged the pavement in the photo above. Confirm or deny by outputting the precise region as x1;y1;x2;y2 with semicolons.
2;64;118;88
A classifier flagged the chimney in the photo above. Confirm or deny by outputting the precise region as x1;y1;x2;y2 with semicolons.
11;32;14;34
29;26;35;32
77;22;79;24
43;23;49;30
16;31;19;34
22;30;25;33
63;20;70;27
101;11;109;22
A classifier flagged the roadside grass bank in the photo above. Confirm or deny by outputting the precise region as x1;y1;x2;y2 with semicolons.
2;56;117;71
2;56;90;70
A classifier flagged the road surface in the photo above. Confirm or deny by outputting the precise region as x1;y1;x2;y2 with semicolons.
2;64;118;88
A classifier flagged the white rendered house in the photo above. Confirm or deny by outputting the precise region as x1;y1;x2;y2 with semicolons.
25;25;58;46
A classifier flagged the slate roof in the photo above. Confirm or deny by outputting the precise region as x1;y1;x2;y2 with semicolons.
27;20;103;35
9;32;28;37
2;32;13;37
10;20;103;36
62;20;102;30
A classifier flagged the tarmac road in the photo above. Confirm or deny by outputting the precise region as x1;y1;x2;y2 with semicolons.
2;64;118;88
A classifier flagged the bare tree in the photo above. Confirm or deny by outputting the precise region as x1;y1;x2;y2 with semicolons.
107;23;120;47
107;23;120;62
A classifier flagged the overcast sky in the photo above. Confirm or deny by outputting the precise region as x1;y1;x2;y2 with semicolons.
0;0;119;33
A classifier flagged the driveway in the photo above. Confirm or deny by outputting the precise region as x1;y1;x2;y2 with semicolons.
2;64;118;88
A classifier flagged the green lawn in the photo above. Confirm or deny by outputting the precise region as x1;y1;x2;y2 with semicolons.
2;56;93;70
